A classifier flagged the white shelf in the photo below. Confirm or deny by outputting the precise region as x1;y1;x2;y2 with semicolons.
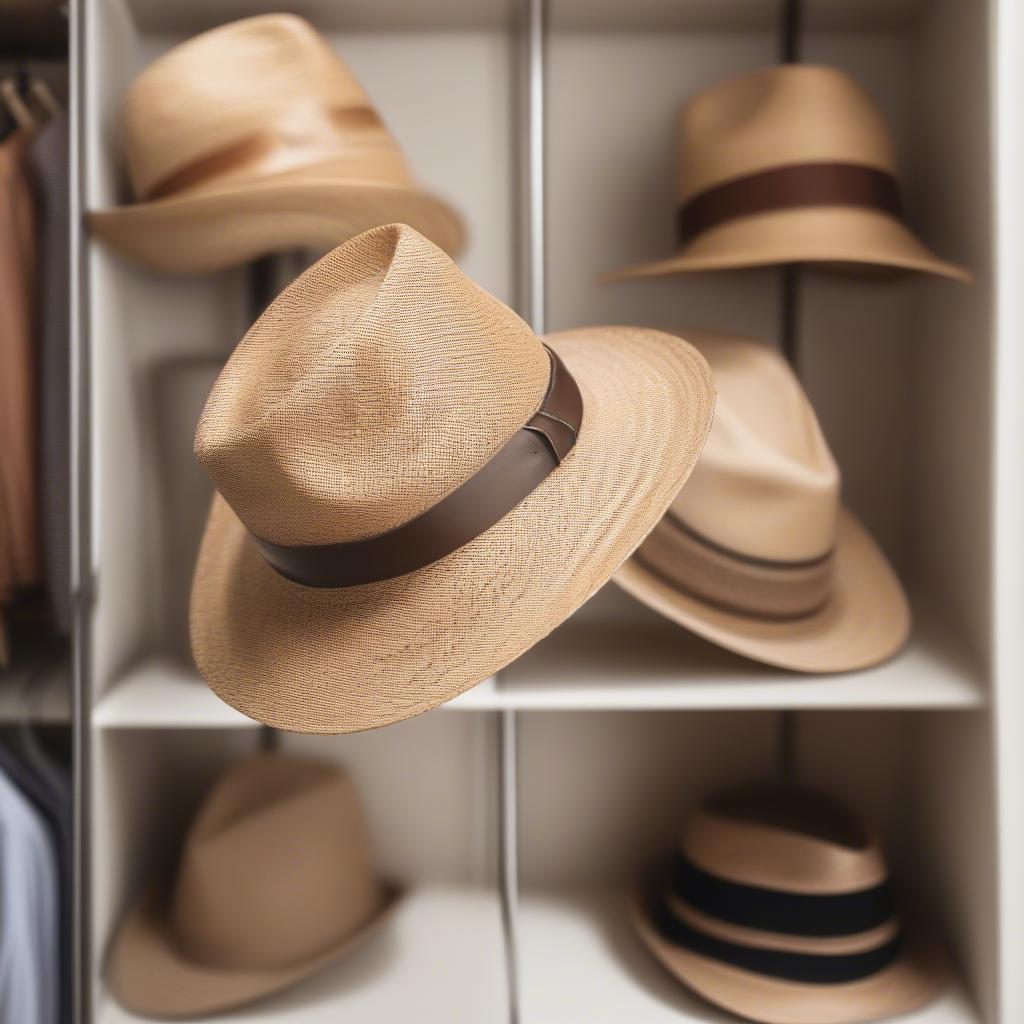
95;601;983;728
518;890;979;1024
497;602;983;710
92;657;503;728
97;885;508;1023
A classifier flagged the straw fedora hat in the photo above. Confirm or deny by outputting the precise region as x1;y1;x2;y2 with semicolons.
608;65;969;283
88;15;464;274
614;330;909;673
189;222;715;733
633;785;948;1024
107;753;400;1019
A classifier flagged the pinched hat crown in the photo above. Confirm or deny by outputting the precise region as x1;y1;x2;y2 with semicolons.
195;224;552;548
676;65;897;204
670;333;839;563
169;754;382;969
121;14;413;201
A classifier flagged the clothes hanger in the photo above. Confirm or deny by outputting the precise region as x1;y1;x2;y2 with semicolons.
29;77;61;119
0;76;37;134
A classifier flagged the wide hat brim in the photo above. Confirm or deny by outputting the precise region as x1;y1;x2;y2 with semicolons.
630;892;948;1024
88;166;465;274
190;326;716;733
605;207;971;283
107;883;402;1020
614;509;910;674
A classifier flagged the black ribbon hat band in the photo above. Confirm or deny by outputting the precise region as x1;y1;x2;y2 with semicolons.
646;854;902;986
647;897;903;985
671;853;895;938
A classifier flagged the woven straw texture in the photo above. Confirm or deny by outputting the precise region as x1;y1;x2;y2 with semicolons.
88;15;464;272
190;224;715;733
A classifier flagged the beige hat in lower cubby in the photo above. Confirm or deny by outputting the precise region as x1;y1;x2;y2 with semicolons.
606;65;970;283
633;785;948;1024
107;753;401;1019
88;15;464;274
614;330;909;673
189;223;715;733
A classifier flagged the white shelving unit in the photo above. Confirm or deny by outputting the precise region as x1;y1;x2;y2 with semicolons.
75;1;1022;1023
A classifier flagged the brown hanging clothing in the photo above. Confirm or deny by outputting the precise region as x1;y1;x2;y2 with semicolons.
0;129;41;600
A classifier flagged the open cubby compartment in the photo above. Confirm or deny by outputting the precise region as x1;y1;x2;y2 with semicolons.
514;709;993;1023
83;0;521;716
90;713;506;1023
498;0;992;709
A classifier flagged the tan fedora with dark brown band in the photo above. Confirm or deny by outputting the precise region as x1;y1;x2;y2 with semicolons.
633;785;948;1024
607;65;970;283
615;330;909;673
107;753;400;1019
189;223;715;734
88;15;464;274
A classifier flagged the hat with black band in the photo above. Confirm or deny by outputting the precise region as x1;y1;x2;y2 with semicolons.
632;785;948;1024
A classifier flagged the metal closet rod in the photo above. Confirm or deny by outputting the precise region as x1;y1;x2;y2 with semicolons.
778;0;803;779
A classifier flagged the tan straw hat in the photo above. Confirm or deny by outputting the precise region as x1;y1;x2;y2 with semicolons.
189;223;715;733
608;65;970;283
88;15;464;274
614;330;909;673
107;753;401;1019
633;785;948;1024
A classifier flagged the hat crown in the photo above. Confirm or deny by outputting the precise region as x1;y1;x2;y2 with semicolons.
677;65;898;202
121;15;412;199
169;754;381;969
195;224;552;547
669;332;839;562
682;786;889;896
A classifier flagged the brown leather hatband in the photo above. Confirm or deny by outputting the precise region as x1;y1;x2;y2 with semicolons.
676;162;903;245
252;346;584;588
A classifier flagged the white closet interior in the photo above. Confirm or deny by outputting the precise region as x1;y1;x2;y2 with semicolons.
78;1;1020;1023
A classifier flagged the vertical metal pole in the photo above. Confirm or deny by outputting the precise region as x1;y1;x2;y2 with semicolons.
498;710;520;1024
499;1;546;1020
778;0;802;781
69;0;91;1016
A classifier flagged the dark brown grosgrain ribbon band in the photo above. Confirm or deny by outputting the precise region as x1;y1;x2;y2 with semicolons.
676;162;903;245
252;346;583;589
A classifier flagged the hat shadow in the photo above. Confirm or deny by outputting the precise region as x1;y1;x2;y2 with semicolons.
583;890;735;1022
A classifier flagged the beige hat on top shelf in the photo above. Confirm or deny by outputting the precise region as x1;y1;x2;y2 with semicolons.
633;784;948;1024
607;64;970;283
88;14;465;274
615;329;910;674
189;223;716;734
107;753;400;1019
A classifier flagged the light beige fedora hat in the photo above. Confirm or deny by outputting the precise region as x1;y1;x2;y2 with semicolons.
608;65;970;283
88;14;464;274
107;753;400;1019
189;222;715;733
633;785;948;1024
615;330;909;673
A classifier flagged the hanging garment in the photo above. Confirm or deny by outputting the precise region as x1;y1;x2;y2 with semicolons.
0;736;70;1024
0;129;41;600
28;113;70;633
0;759;59;1024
